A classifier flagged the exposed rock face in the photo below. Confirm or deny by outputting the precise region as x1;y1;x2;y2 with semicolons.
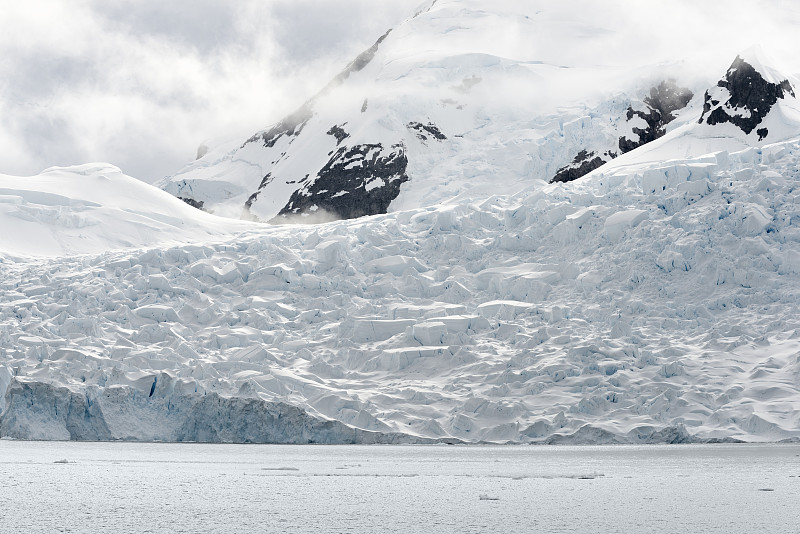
699;56;795;137
247;105;313;149
407;122;447;142
619;79;694;153
550;150;610;184
246;30;394;153
327;124;350;145
275;143;409;221
178;197;205;211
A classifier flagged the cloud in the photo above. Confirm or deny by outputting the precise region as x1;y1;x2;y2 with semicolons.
2;0;799;184
0;0;421;181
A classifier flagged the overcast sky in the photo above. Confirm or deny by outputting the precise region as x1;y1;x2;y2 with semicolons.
3;0;800;183
0;0;420;182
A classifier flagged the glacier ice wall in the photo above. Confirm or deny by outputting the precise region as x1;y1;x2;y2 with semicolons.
2;138;800;444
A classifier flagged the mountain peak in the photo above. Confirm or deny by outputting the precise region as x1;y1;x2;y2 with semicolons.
698;51;795;140
735;45;788;84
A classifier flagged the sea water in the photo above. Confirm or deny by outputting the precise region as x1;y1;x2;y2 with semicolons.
0;442;797;533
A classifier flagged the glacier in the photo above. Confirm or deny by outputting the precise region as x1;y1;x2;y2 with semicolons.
1;1;800;444
1;131;799;443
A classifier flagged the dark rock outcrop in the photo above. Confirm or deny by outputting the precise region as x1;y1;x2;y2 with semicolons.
619;79;694;153
275;143;409;220
243;30;392;152
178;197;205;211
551;80;693;184
246;104;313;149
698;55;794;136
327;124;350;145
407;121;447;142
238;30;398;221
550;150;609;183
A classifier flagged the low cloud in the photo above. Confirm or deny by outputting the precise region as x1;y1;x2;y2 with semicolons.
0;0;420;181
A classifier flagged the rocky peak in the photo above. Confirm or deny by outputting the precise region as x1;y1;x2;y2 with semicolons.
699;54;795;139
619;79;694;154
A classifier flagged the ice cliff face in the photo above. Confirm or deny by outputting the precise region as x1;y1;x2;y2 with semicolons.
0;375;448;443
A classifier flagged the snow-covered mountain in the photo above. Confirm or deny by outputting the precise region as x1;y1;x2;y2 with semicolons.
160;0;718;222
1;2;800;444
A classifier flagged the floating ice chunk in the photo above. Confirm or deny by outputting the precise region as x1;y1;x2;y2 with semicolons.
261;467;300;471
603;209;648;242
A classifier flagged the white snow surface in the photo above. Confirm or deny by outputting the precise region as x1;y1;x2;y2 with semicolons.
0;164;249;259
2;133;800;442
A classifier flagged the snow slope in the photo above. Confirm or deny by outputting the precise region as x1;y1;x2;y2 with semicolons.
0;163;250;259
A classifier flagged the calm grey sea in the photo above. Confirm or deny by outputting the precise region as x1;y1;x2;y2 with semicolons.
0;441;797;533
